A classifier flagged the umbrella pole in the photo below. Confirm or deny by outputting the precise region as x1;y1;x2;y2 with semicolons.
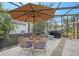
33;11;35;37
28;22;30;38
33;21;35;36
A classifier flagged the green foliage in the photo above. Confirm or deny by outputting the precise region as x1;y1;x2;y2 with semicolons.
0;3;15;39
0;13;15;35
0;3;4;14
0;3;17;49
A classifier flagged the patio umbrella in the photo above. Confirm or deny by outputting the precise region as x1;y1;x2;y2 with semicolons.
9;3;55;36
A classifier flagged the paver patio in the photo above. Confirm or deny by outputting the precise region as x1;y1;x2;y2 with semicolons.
0;38;79;56
62;39;79;56
0;38;61;56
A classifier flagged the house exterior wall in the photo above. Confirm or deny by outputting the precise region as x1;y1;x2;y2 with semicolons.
9;20;32;34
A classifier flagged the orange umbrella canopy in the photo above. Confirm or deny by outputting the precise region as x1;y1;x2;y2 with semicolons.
9;3;55;22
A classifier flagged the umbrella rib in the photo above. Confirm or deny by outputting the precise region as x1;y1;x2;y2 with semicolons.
37;11;54;17
37;13;45;21
34;8;53;12
29;3;52;12
13;11;32;19
24;12;33;22
29;3;35;22
29;3;34;10
8;8;53;12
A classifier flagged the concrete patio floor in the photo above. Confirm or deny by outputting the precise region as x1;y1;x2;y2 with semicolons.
0;38;79;56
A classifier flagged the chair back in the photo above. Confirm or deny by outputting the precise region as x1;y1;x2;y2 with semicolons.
18;37;31;48
39;33;46;38
33;41;46;49
33;37;46;49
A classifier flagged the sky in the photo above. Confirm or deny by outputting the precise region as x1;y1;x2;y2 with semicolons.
1;2;79;25
2;2;79;14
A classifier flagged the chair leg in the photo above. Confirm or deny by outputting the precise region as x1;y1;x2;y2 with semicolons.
32;49;35;56
44;49;46;56
18;48;23;56
27;50;30;56
27;48;32;56
44;45;47;56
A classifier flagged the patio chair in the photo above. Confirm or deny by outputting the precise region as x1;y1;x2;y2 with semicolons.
18;37;32;55
32;36;47;56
